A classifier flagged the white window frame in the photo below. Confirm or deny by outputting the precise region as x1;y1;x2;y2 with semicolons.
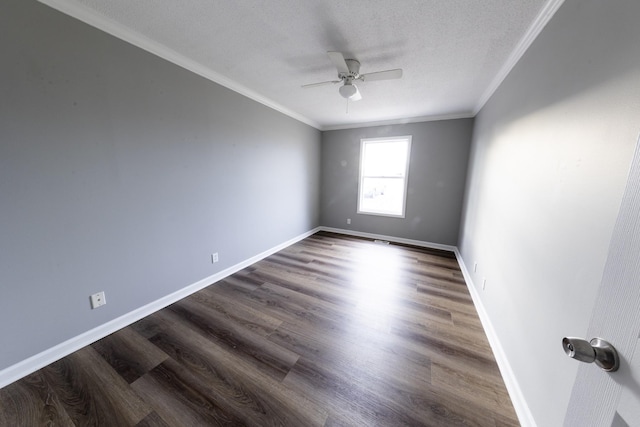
357;135;412;218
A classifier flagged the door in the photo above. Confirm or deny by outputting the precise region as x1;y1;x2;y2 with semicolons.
565;137;640;426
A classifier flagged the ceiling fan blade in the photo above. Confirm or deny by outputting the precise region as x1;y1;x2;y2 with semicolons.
360;68;403;82
301;80;341;88
327;51;350;74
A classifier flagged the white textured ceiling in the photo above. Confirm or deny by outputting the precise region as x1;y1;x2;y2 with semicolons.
39;0;562;130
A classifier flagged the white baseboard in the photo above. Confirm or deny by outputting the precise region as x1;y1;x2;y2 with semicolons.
454;249;537;427
0;227;321;389
319;226;457;253
1;226;535;427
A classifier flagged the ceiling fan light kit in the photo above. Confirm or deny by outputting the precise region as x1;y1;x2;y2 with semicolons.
303;51;402;102
339;82;359;99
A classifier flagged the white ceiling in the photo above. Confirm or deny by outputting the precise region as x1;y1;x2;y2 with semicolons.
39;0;563;130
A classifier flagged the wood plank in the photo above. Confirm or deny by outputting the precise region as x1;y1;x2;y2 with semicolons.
134;411;172;427
194;286;284;337
0;371;74;427
270;321;433;387
131;359;244;426
284;355;499;427
91;327;169;384
41;347;152;426
432;361;519;421
167;297;299;382
139;311;328;426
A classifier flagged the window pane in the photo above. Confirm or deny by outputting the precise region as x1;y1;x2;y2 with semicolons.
362;141;409;177
359;177;405;215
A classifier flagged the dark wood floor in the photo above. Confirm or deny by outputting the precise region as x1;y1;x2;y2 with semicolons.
0;231;519;426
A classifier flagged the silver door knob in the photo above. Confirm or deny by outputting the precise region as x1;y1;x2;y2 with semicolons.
562;337;619;372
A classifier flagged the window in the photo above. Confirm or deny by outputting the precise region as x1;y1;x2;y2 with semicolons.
357;136;412;217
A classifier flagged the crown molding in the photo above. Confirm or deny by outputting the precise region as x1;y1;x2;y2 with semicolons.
37;0;322;130
321;111;475;131
474;0;565;114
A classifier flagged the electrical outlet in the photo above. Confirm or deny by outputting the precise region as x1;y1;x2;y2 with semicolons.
482;278;487;290
474;262;478;272
90;291;106;309
211;252;219;263
347;218;351;225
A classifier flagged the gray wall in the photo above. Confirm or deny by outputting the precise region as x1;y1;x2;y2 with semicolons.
0;0;321;371
458;0;640;425
321;120;473;245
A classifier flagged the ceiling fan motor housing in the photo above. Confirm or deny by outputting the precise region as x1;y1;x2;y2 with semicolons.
339;59;361;82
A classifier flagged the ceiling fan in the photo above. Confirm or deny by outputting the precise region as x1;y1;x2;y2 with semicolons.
302;51;403;101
